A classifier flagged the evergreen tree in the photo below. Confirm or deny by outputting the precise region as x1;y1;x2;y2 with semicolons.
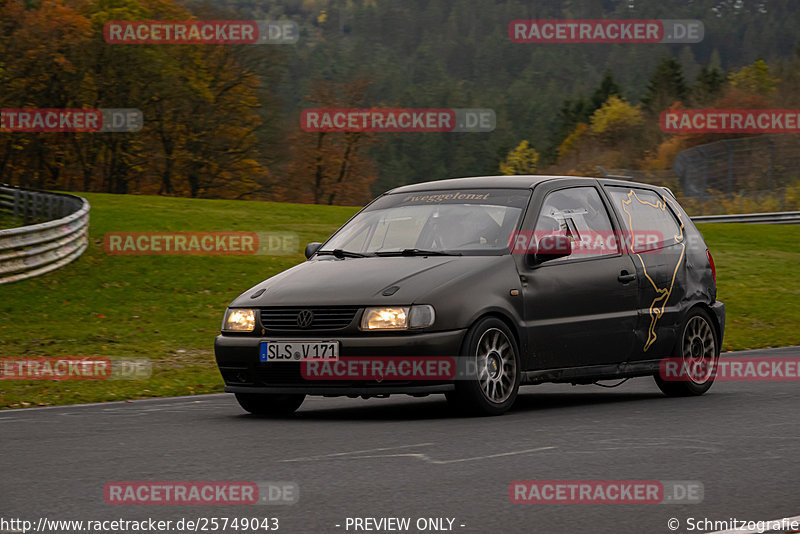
589;70;622;111
693;66;726;105
641;56;689;113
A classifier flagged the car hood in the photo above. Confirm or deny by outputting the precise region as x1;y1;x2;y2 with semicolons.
231;255;505;307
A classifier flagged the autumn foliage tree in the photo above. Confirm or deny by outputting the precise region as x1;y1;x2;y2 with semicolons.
281;80;377;205
553;96;645;173
0;0;276;199
499;140;539;175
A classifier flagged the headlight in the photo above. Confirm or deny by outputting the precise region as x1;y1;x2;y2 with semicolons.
360;305;435;330
222;308;256;332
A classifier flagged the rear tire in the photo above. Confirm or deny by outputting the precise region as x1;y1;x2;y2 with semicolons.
235;393;305;416
447;317;521;416
654;307;719;397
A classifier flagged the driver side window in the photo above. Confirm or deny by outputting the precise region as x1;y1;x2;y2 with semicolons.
535;186;619;261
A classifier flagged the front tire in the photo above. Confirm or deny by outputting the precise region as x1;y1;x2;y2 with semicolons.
235;393;305;416
654;307;719;397
447;317;521;416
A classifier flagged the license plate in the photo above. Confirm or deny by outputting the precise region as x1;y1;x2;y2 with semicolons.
259;341;339;362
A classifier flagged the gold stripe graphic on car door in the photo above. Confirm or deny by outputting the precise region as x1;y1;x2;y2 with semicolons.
619;190;686;352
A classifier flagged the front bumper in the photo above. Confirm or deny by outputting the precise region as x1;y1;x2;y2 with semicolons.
214;329;467;396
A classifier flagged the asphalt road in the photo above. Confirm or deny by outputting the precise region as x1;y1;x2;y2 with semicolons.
2;347;800;534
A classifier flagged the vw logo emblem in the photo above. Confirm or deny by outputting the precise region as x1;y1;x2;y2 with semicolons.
296;309;314;329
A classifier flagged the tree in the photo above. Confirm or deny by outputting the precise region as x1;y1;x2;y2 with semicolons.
499;140;539;175
589;70;622;111
0;0;92;189
641;56;689;113
589;96;644;144
549;70;621;161
677;46;701;85
284;80;377;205
556;123;588;163
0;0;279;199
693;66;726;106
728;59;779;96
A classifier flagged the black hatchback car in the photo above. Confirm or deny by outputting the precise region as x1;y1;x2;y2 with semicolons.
215;175;725;416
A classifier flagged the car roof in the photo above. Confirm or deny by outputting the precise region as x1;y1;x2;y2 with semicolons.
387;175;671;195
388;175;593;193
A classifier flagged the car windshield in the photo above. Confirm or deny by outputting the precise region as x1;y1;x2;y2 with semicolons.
320;189;531;255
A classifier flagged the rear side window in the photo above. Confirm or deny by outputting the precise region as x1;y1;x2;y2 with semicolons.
606;187;684;252
534;186;619;260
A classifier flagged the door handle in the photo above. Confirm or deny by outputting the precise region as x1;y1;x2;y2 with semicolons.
618;271;636;283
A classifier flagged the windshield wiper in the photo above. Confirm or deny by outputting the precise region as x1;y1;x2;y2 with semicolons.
317;249;370;258
374;248;462;257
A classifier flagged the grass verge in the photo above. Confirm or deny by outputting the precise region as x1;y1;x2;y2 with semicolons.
0;193;358;408
698;223;800;351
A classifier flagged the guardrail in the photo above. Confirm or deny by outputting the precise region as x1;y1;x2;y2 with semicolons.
0;184;90;285
691;211;800;224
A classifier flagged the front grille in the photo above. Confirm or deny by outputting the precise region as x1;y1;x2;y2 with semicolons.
260;306;360;331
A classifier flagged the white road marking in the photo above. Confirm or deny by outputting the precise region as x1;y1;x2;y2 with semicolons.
564;437;722;455
0;393;228;412
282;444;556;464
342;446;557;464
281;443;435;462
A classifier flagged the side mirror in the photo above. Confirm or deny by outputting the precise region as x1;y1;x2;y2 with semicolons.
527;234;572;265
304;242;323;259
